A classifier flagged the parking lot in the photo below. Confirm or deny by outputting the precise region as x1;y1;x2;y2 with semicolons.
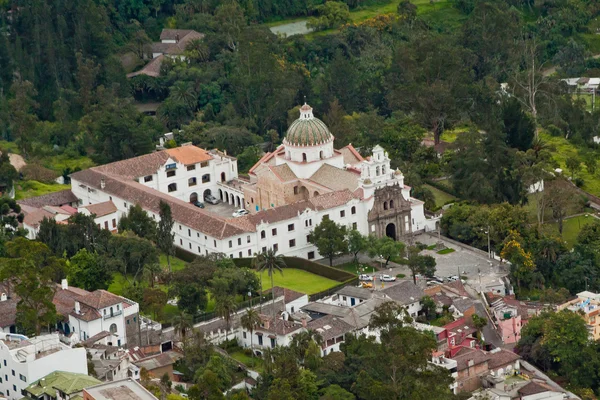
201;200;241;219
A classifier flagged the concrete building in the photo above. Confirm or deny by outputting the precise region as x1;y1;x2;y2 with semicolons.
83;379;158;400
557;291;600;340
69;104;438;261
0;333;88;400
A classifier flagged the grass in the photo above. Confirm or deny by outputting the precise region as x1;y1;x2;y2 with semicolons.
334;261;376;275
160;254;188;272
540;131;600;196
0;140;20;154
424;184;456;208
259;268;339;295
542;214;598;248
437;248;455;255
14;180;70;200
229;351;264;372
42;154;94;174
572;93;600;113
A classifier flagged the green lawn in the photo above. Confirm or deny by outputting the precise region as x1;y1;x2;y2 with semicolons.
229;351;264;372
540;131;600;196
424;184;456;208
542;215;598;248
14;180;71;200
160;254;188;272
0;140;20;154
259;268;339;294
334;261;376;275
42;154;94;174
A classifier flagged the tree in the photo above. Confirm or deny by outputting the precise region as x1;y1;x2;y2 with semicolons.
171;311;193;340
157;201;175;271
501;230;536;293
255;249;286;317
241;308;261;362
127;30;152;60
118;204;157;240
406;246;436;283
502;97;535;151
310;219;348;267
143;288;167;321
320;385;355;400
347;230;367;264
8;80;38;155
68;248;114;291
547;181;572;235
215;295;236;341
472;314;488;341
214;0;245;51
566;156;582;180
307;1;350;31
368;236;405;268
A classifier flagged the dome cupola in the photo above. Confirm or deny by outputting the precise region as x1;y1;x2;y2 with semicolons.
284;103;333;147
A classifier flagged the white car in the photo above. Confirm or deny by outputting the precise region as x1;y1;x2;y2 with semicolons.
359;274;373;281
232;209;249;218
379;274;397;282
447;275;459;282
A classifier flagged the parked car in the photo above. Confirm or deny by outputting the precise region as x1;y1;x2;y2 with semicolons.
433;276;445;283
447;275;459;282
379;274;397;282
192;200;205;208
360;282;374;289
359;274;373;281
204;194;221;205
232;209;249;218
427;280;441;286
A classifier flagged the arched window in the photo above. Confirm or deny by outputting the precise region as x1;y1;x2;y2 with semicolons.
167;183;177;193
319;151;324;159
382;165;386;174
351;206;356;215
313;191;319;197
390;200;394;208
302;153;307;162
221;172;226;182
376;167;380;176
383;202;388;210
109;323;117;334
110;306;114;316
202;174;211;183
261;230;266;239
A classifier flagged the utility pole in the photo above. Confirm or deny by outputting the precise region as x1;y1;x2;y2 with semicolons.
486;225;491;259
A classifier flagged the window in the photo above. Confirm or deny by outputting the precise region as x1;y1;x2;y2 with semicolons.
261;231;266;239
247;235;251;243
19;374;25;382
351;206;356;215
376;166;380;176
179;225;182;230
273;244;278;252
104;221;108;230
214;240;217;247
198;246;201;252
230;254;233;258
144;175;153;182
243;332;247;339
287;224;294;232
112;219;116;228
238;238;242;246
239;252;242;258
189;243;192;249
262;246;267;253
198;233;200;238
270;337;276;348
200;161;209;168
167;170;176;178
258;335;263;346
390;200;394;208
302;153;307;162
340;210;345;218
229;240;233;248
202;174;211;183
188;229;191;237
187;165;196;171
248;249;252;256
124;202;127;208
308;251;315;260
382;165;386;174
11;370;14;376
272;228;278;236
307;235;311;243
352;222;357;230
294;186;299;195
180;239;183;245
289;239;296;248
168;183;177;192
323;214;329;220
188;177;197;186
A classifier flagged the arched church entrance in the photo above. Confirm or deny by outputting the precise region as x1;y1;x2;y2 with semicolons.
189;192;198;203
385;223;397;241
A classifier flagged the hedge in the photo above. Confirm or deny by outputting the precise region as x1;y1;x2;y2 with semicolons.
424;179;460;198
174;247;198;263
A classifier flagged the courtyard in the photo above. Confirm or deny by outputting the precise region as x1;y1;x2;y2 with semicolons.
258;268;340;295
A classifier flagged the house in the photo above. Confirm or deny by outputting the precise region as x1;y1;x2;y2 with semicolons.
69;290;140;347
382;281;425;317
22;205;76;239
487;295;542;345
307;314;355;356
557;291;600;340
83;378;158;400
133;351;183;381
69;104;438;262
444;317;478;350
87;345;140;382
325;286;372;307
0;333;88;400
413;322;449;352
78;201;119;232
431;351;458;394
22;371;101;400
267;287;309;314
17;190;79;209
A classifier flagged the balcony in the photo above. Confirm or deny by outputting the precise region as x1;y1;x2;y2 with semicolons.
103;310;122;320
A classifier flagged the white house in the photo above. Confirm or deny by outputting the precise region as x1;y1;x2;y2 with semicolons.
79;201;119;232
69;290;139;347
0;333;87;400
69;103;438;262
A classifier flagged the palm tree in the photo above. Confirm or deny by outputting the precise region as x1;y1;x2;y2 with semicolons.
171;311;193;340
215;295;237;341
169;81;197;112
241;308;261;364
143;263;162;287
255;249;286;319
290;328;324;362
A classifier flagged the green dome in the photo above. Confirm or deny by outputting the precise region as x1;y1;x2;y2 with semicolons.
284;104;332;147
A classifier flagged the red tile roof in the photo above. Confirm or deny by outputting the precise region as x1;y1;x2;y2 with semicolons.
165;146;212;165
78;290;126;310
80;201;118;217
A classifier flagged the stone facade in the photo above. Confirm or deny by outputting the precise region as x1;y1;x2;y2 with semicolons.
367;184;413;241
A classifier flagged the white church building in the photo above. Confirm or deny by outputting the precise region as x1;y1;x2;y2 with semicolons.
69;103;437;260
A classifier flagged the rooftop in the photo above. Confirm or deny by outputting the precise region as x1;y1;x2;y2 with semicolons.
18;189;78;208
25;371;101;397
382;281;425;305
84;379;159;400
80;201;118;217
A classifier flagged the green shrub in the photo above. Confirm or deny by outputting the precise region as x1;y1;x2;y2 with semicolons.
574;177;585;187
437;248;455;255
545;124;563;137
396;273;406;278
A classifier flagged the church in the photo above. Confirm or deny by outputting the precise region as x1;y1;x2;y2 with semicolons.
68;103;437;260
